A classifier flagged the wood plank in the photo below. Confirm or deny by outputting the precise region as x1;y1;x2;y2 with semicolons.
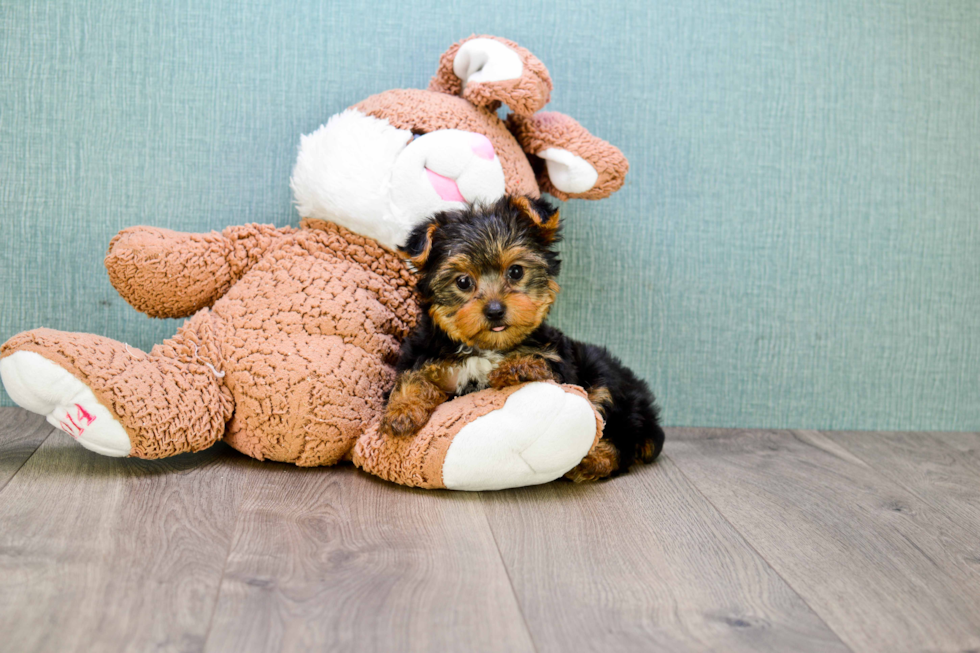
823;430;980;544
0;408;54;492
0;435;244;653
204;465;535;653
481;456;850;653
926;430;980;462
669;428;980;653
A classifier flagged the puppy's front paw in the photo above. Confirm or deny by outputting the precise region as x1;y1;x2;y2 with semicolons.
488;355;554;389
379;400;433;438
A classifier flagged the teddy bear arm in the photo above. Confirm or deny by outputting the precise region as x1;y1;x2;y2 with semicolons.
104;223;289;318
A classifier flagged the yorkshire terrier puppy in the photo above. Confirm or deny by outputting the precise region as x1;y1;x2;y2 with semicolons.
381;195;664;481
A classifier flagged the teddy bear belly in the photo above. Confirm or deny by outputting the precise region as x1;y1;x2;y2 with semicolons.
204;246;410;465
212;248;409;364
217;329;394;466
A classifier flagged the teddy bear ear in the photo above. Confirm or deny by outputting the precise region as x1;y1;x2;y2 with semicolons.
506;112;629;201
428;35;552;116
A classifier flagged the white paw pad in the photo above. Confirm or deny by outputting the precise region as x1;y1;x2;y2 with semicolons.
1;351;132;457
441;383;597;491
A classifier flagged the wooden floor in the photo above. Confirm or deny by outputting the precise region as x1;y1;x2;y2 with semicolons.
1;408;979;652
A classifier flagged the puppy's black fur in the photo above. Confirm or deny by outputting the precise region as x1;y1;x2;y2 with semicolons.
389;195;664;479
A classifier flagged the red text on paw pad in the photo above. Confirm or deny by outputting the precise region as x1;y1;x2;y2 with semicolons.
59;403;97;439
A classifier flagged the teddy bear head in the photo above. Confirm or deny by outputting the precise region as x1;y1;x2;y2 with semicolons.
290;35;629;251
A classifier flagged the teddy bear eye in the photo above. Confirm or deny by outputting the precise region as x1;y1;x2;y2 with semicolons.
455;275;473;291
507;265;524;281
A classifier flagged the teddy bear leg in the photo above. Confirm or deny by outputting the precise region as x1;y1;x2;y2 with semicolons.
0;310;233;459
353;382;601;491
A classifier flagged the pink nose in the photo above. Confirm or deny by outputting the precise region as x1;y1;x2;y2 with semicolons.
470;133;495;160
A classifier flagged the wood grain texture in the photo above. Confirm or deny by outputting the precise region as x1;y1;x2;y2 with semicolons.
203;465;535;653
6;411;980;653
669;428;980;653
481;458;849;653
823;430;980;544
0;435;244;653
0;407;53;492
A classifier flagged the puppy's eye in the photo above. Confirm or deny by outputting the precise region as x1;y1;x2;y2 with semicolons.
455;275;473;291
507;265;524;281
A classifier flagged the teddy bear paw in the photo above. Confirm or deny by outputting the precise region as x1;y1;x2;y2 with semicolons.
441;382;597;491
1;351;132;457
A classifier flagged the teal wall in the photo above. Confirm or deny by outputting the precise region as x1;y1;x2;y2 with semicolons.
2;0;978;429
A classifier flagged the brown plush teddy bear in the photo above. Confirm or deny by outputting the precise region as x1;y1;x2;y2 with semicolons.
0;35;629;491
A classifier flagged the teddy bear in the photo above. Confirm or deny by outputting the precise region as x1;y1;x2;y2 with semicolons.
0;35;629;491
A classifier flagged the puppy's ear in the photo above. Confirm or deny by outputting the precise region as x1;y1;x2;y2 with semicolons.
399;222;438;270
510;195;560;244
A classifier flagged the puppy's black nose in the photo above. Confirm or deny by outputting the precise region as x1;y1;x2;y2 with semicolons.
483;300;506;321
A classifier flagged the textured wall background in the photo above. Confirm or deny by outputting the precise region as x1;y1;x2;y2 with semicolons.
1;0;978;429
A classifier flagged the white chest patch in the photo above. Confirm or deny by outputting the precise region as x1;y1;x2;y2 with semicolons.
453;349;504;394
